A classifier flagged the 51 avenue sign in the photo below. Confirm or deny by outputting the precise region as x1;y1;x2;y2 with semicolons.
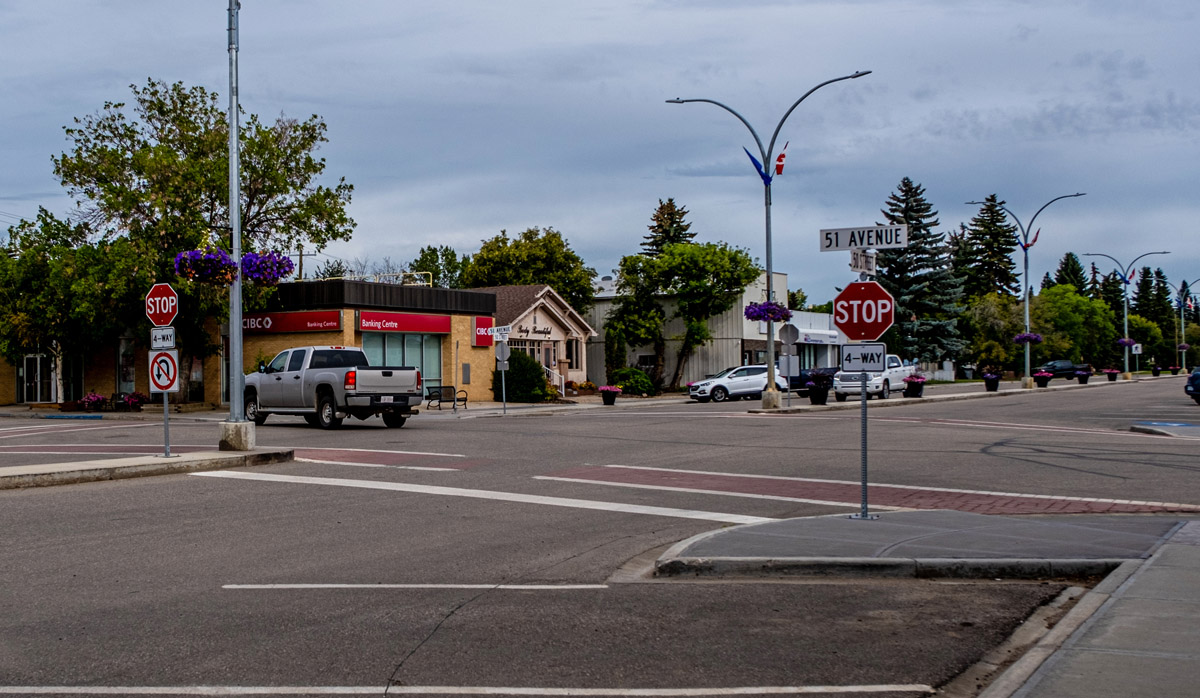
819;225;908;252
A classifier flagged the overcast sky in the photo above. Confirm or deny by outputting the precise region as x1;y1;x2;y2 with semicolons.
2;1;1198;304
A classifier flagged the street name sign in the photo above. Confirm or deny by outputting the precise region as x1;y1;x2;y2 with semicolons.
841;343;887;372
833;282;895;341
819;225;908;252
849;248;877;274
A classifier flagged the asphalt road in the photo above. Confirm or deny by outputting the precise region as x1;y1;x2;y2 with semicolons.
1;377;1196;695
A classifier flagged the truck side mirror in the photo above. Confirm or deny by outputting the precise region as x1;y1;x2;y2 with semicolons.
258;361;266;373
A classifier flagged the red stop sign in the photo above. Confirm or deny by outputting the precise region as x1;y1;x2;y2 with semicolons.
833;281;894;341
145;283;179;327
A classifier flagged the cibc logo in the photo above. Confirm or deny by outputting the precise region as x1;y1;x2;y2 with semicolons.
243;316;274;330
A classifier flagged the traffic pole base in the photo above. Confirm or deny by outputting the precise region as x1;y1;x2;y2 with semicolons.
219;421;257;451
848;513;879;520
761;390;782;410
1021;377;1035;389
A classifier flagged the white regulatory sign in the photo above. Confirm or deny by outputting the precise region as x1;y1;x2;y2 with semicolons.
148;350;180;393
841;343;887;372
820;225;908;252
151;326;176;350
849;248;877;274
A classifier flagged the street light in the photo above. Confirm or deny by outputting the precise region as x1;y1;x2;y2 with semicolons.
966;193;1085;387
1082;251;1170;375
668;70;871;409
1171;279;1196;370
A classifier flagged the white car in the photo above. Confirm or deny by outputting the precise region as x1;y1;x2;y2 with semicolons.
833;354;914;401
688;365;788;403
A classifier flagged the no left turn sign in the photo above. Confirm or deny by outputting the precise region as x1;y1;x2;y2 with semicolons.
149;350;180;393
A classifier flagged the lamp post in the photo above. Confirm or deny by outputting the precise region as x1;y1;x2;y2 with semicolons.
1172;279;1195;371
1082;251;1170;376
667;70;870;409
966;193;1085;387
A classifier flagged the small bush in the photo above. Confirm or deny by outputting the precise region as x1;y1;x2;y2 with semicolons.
492;350;554;402
611;367;654;396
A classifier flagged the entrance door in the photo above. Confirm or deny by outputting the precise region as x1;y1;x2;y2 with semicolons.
21;355;55;403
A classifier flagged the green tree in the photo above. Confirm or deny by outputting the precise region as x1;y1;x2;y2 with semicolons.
641;198;695;257
1031;284;1118;366
964;293;1023;371
461;227;597;313
312;258;351;279
959;195;1020;298
606;254;668;387
875;177;965;361
787;288;808;310
1053;252;1087;292
408;245;469;288
491;349;552;402
45;78;355;358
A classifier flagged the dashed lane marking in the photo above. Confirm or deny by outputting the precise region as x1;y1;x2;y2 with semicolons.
224;583;608;590
191;470;775;525
0;685;936;695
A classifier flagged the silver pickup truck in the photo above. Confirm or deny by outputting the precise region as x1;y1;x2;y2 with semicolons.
244;346;422;429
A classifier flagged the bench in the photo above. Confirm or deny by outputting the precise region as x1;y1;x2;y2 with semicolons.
426;385;468;410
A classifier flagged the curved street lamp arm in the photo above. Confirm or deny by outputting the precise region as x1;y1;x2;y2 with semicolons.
666;98;767;162
766;70;871;161
1026;193;1086;233
1083;252;1127;282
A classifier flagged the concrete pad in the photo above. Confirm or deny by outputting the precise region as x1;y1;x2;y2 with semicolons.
1117;565;1200;602
1023;649;1200;698
1075;597;1200;653
0;449;292;490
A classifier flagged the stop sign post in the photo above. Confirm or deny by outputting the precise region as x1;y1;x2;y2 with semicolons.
833;282;894;341
145;283;179;327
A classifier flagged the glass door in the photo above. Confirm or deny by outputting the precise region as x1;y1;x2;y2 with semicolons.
21;355;56;403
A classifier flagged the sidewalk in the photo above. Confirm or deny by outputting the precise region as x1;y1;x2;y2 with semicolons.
655;510;1200;698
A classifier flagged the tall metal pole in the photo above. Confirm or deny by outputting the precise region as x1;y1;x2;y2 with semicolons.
667;70;870;409
1083;251;1170;375
227;0;245;422
967;193;1085;387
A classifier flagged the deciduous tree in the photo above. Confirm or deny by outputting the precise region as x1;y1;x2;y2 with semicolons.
462;227;596;313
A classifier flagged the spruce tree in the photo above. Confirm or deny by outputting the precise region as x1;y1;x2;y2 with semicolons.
960;195;1020;298
874;177;965;361
1084;263;1103;299
640;198;694;257
1053;252;1087;292
1040;273;1056;290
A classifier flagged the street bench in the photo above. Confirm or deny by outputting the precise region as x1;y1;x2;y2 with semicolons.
426;385;467;410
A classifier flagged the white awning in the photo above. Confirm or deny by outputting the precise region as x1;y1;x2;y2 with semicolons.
795;329;840;345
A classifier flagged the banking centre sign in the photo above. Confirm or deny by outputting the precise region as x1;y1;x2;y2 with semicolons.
243;310;342;333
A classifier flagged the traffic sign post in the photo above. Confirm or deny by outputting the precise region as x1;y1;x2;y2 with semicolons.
833;282;895;341
149;349;180;458
495;341;511;414
145;283;179;327
778;323;800;407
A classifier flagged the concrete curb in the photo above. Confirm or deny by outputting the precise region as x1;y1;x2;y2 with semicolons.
653;555;1127;579
0;448;293;490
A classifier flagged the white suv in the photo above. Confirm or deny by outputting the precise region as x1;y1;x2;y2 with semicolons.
688;365;788;403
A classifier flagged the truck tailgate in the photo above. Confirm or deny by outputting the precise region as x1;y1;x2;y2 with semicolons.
355;367;420;393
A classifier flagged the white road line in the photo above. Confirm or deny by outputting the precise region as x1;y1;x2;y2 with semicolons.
534;476;906;511
587;465;1200;510
0;423;155;440
223;583;608;590
298;447;466;458
294;458;458;472
0;685;936;695
191;471;775;525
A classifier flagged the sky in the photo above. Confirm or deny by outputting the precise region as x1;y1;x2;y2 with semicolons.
2;0;1198;305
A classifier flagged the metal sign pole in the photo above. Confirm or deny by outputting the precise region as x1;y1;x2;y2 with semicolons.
162;391;171;458
853;374;872;519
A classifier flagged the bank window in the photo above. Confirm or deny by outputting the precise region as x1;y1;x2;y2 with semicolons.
362;332;441;383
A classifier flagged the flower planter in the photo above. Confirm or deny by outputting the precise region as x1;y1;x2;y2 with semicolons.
983;378;1000;392
1034;377;1051;388
601;391;618;406
1171;368;1181;375
1106;372;1118;382
1152;367;1162;377
808;388;829;406
902;383;924;398
1077;375;1090;384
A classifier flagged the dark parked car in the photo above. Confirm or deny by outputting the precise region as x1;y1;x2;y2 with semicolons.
1035;360;1092;380
782;366;838;397
1186;367;1200;405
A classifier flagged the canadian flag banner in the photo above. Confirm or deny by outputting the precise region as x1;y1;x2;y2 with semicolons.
774;141;789;175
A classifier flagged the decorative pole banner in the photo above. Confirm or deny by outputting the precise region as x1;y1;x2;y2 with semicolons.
774;141;789;175
1019;228;1041;251
743;147;772;186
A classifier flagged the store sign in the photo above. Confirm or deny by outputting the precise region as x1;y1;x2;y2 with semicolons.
358;310;451;334
516;323;553;337
473;316;495;347
243;310;342;334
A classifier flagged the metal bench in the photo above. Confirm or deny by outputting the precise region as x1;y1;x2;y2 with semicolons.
426;385;467;410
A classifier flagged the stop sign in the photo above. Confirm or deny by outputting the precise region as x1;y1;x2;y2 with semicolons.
145;283;179;327
833;281;894;341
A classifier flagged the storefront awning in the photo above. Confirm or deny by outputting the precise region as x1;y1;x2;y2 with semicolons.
795;329;840;345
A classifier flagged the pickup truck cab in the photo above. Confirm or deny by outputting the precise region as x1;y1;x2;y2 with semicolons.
833;354;914;401
1035;360;1091;379
244;346;422;429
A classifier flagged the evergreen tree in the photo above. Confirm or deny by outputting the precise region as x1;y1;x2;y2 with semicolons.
1099;272;1126;321
1040;273;1056;290
959;195;1020;298
640;198;695;257
1084;263;1104;299
1053;252;1087;292
787;288;808;310
874;177;965;361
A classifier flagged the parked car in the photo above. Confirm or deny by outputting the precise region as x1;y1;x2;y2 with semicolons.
244;346;423;429
1035;359;1092;380
1186;367;1200;405
832;354;914;401
782;366;839;397
688;365;788;403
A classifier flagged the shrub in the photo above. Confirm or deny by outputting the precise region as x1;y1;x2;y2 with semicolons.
492;350;554;402
611;367;654;396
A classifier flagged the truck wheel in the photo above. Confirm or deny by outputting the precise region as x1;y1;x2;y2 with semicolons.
382;413;407;428
835;392;848;402
316;394;343;429
710;386;729;402
880;381;890;399
245;392;268;425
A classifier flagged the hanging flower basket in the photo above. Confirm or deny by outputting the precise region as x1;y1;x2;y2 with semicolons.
241;250;296;286
744;301;793;323
1013;332;1043;345
1178;343;1191;352
175;246;237;286
1116;337;1137;348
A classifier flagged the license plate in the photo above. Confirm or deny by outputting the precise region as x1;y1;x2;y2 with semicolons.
379;396;393;403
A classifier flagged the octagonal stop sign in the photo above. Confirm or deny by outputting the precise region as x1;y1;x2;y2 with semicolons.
833;281;894;341
145;283;179;327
